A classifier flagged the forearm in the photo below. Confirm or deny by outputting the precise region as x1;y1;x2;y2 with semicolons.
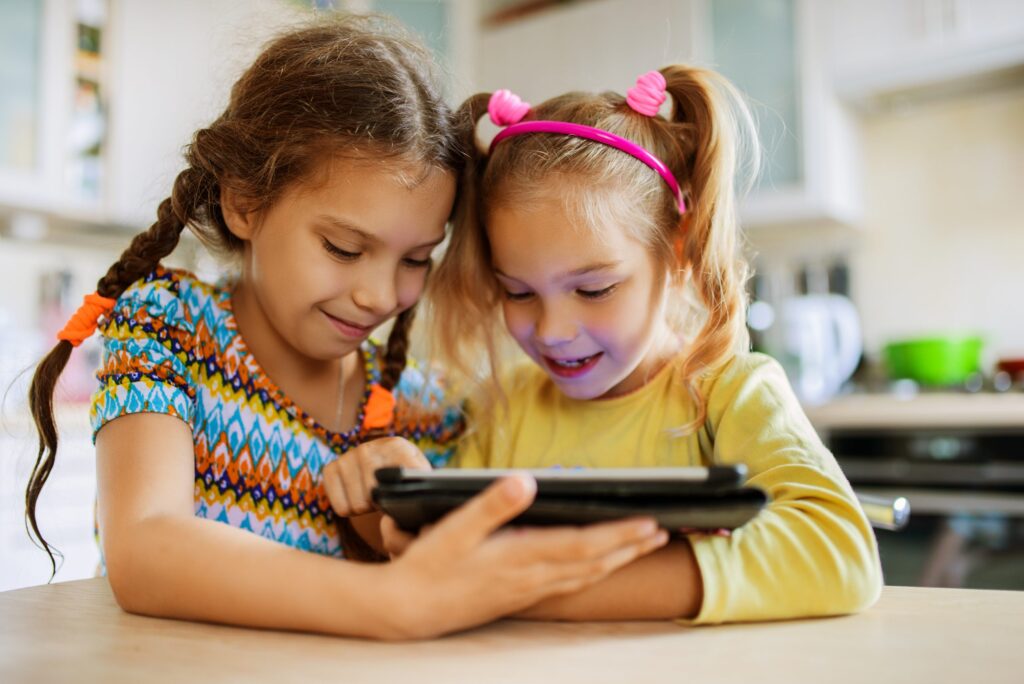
514;540;702;621
104;514;403;639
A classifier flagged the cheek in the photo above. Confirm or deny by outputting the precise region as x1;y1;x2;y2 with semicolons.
501;302;532;340
397;269;429;308
259;231;324;292
592;298;649;352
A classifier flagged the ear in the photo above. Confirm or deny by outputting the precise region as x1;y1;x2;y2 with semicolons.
220;186;258;241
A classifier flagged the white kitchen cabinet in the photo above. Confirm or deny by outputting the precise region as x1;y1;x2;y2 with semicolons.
828;0;1024;103
0;0;305;231
0;0;79;221
699;0;862;229
476;0;861;230
105;0;305;228
478;0;700;110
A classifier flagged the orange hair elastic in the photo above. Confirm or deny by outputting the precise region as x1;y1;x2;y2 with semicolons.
361;383;396;431
57;292;117;347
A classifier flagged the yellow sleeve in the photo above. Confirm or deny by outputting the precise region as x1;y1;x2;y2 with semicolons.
687;354;882;624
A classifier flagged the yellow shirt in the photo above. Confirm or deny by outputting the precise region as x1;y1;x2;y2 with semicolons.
456;352;882;624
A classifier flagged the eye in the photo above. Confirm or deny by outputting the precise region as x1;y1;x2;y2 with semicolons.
402;256;432;269
577;284;617;300
321;237;360;261
503;290;534;302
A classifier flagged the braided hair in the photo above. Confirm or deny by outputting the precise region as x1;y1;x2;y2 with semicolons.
26;14;461;575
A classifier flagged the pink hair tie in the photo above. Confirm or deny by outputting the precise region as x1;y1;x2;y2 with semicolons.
626;71;667;117
488;89;531;126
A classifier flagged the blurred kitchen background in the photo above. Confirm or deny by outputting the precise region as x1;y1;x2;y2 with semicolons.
2;0;1022;591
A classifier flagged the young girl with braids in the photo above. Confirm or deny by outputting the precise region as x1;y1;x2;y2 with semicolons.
23;16;669;640
349;67;883;625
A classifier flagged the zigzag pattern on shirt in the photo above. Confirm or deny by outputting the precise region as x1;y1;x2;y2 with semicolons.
91;267;463;558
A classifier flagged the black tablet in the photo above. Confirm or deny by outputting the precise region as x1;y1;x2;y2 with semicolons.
372;466;767;533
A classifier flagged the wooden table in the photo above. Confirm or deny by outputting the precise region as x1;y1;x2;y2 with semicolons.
2;579;1022;683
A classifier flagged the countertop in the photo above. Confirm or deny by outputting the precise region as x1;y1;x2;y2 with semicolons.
804;392;1024;431
1;578;1022;683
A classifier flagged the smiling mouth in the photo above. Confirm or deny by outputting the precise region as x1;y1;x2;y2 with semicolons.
323;310;375;337
543;352;603;378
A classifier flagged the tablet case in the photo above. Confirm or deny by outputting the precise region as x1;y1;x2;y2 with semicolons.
372;466;767;533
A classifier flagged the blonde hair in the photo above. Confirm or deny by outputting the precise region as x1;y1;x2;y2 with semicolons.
427;65;758;431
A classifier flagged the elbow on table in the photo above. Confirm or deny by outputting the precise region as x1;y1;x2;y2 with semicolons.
104;547;148;615
101;524;168;617
833;555;883;615
826;527;884;616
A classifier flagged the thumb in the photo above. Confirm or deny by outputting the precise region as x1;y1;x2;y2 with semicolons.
425;474;536;554
381;515;416;558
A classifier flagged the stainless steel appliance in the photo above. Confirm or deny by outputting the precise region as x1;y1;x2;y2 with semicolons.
807;392;1024;588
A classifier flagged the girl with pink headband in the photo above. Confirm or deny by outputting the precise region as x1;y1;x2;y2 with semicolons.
337;66;882;624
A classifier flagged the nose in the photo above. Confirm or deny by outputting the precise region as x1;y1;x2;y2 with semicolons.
352;266;398;315
534;302;578;347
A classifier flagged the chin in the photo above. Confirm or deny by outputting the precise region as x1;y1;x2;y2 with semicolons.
549;378;606;401
301;336;359;362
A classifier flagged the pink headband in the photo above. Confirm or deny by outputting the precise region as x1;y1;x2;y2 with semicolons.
487;73;686;214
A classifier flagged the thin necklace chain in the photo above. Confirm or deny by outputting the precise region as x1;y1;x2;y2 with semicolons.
334;356;346;433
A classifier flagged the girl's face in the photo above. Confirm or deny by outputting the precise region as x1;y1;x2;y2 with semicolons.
227;156;455;362
487;190;676;400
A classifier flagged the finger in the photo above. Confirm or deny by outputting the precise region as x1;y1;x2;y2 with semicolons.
339;452;373;515
426;474;537;554
679;526;731;538
361;440;432;509
381;516;416;558
387;437;433;470
534;530;670;597
500;517;661;563
322;462;352;517
359;445;382;510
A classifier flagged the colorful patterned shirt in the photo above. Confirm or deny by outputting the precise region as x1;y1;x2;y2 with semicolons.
90;267;464;557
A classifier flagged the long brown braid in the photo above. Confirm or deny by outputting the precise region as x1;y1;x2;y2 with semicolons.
28;173;200;575
25;14;461;575
334;304;419;563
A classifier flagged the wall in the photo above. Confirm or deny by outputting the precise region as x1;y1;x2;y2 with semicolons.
107;0;305;225
851;85;1024;359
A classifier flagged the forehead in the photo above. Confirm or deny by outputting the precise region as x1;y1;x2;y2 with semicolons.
279;155;454;231
486;195;650;281
302;154;452;197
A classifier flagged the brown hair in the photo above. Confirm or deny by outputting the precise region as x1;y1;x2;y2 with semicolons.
427;65;757;430
26;14;460;573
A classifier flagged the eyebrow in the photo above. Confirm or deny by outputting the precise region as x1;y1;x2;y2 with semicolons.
494;261;622;281
317;215;445;249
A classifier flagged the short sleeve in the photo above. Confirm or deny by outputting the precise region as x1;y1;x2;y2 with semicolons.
89;271;199;442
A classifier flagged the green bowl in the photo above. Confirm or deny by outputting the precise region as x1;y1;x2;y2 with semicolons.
883;336;983;386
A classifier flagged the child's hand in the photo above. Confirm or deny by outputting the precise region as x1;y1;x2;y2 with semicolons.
679;527;732;538
379;515;419;558
322;437;431;517
380;474;669;639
